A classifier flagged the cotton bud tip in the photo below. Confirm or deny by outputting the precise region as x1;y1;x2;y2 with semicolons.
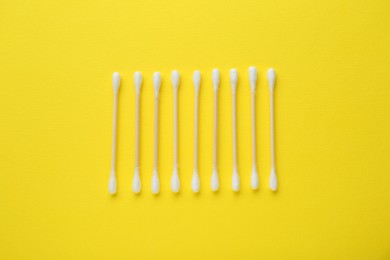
132;168;141;194
134;71;142;94
112;72;120;92
192;170;200;193
248;66;258;92
212;68;220;91
267;68;276;91
193;70;201;93
251;167;259;190
211;169;219;192
153;72;161;97
171;169;180;193
152;169;160;194
230;69;238;92
108;175;117;194
171;70;180;90
269;168;278;191
232;169;240;192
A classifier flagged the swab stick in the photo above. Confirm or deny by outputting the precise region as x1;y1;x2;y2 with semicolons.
171;70;180;193
267;68;278;191
230;69;240;192
192;70;201;193
132;72;142;193
211;69;220;192
152;72;161;194
249;66;259;190
108;72;120;194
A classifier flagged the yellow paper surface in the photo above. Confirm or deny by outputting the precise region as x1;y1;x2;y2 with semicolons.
0;0;389;259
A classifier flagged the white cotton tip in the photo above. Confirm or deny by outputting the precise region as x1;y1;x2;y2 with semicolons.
132;168;141;194
193;70;201;93
108;174;117;194
249;66;258;92
211;169;219;192
134;71;142;95
212;68;220;91
267;68;276;91
230;69;238;92
192;170;200;193
152;169;160;194
171;70;180;90
232;168;240;192
251;166;259;190
112;72;120;92
153;72;161;97
270;168;278;191
171;168;180;193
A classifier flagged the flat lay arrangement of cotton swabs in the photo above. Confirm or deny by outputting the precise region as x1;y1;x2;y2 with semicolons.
108;67;278;195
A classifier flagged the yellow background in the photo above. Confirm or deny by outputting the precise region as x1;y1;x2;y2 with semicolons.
0;0;389;259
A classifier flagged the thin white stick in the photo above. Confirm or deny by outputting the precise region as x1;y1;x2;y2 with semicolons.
230;69;240;192
171;70;180;193
132;72;142;194
268;68;278;191
249;67;259;190
270;91;275;166
192;71;201;193
154;96;159;169
211;69;220;191
152;72;161;194
109;72;120;194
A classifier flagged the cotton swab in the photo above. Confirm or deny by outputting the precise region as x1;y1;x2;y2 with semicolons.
192;70;201;193
249;67;259;190
152;72;161;194
171;70;180;193
132;72;142;194
268;68;278;191
211;68;220;192
108;72;120;194
230;69;240;192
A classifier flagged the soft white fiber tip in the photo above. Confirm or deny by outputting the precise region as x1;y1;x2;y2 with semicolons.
230;69;238;92
134;71;142;94
108;175;117;194
132;168;141;194
232;169;240;192
171;70;180;90
192;171;200;193
152;169;160;194
270;168;278;191
249;66;258;92
193;70;201;93
251;166;259;190
171;169;180;193
212;68;220;91
112;72;120;92
153;72;161;97
267;68;276;91
211;169;219;192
